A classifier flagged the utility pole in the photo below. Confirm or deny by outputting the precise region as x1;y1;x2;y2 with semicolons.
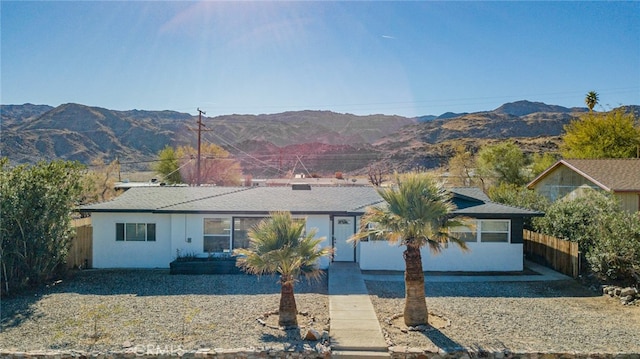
196;108;206;186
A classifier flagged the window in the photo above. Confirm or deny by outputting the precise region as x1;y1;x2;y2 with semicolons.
448;220;510;243
449;224;477;242
204;218;231;253
479;220;510;243
115;223;156;241
233;217;265;249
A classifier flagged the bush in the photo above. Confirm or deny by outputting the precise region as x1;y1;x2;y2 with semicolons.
533;190;619;252
0;158;84;295
533;189;640;284
585;211;640;283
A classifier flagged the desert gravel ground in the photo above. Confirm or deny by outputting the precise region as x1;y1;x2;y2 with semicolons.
366;279;640;353
0;270;328;352
3;269;640;354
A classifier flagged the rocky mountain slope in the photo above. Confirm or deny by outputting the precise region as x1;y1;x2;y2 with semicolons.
3;100;626;176
0;103;411;173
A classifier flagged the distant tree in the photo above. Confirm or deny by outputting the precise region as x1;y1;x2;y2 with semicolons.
446;144;477;187
367;164;388;186
153;146;182;184
561;109;640;159
234;212;331;327
530;152;558;178
350;172;468;327
487;183;550;229
475;142;529;189
176;144;242;186
585;91;599;112
0;158;85;295
81;158;120;204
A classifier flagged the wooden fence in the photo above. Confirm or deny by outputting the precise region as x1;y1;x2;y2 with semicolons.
68;218;92;269
523;229;581;278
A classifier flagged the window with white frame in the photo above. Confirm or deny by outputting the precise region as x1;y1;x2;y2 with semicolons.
479;220;510;243
204;218;231;253
233;217;265;250
449;220;510;243
449;223;477;242
115;223;156;241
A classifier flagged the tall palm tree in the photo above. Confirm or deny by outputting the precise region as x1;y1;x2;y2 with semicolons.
234;211;331;327
585;91;599;112
350;172;468;327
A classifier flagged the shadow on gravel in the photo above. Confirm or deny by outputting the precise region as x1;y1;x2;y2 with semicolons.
365;280;598;299
0;270;328;329
421;328;465;352
30;269;329;296
0;300;43;330
260;330;309;351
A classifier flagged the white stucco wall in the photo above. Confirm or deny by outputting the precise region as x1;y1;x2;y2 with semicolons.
92;212;173;268
94;213;334;269
358;241;523;272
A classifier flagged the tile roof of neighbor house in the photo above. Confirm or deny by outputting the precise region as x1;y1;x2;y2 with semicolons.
80;185;540;217
527;158;640;192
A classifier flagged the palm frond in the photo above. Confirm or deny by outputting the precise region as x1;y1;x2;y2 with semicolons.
350;171;468;254
233;211;330;283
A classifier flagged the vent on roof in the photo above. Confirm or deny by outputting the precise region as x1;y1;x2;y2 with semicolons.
292;184;311;190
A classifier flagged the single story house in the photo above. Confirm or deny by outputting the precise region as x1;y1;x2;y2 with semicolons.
527;158;640;213
79;185;540;272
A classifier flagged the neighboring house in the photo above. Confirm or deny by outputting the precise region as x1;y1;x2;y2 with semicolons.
79;185;540;272
527;159;640;213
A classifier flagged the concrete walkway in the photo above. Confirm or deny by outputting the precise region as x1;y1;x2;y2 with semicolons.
361;260;571;283
328;262;389;358
327;261;569;357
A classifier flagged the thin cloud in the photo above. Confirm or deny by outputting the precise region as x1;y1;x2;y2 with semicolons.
381;35;396;39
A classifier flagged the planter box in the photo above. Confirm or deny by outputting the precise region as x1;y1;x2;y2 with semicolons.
170;258;243;275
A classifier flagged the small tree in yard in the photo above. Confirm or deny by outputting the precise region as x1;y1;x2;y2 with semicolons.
234;211;331;327
350;172;468;327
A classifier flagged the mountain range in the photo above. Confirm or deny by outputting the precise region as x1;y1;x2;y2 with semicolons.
1;100;629;177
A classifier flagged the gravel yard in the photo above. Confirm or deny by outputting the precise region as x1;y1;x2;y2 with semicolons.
366;279;640;353
3;269;640;354
0;270;328;352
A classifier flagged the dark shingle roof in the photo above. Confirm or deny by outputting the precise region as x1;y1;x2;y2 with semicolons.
80;185;540;217
528;159;640;192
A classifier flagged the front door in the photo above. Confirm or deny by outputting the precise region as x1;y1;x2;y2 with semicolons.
333;216;355;262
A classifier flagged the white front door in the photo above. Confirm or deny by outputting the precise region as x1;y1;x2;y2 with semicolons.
333;216;355;262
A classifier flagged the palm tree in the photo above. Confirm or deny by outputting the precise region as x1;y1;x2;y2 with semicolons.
234;211;331;327
585;91;599;112
350;172;468;327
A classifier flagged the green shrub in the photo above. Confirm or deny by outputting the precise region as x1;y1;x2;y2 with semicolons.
585;211;640;283
533;189;640;284
533;190;618;252
0;158;84;296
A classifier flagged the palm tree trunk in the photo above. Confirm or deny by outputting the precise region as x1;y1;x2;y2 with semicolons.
403;243;428;326
278;275;298;327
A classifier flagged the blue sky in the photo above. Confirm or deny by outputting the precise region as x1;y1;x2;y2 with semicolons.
2;1;639;118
